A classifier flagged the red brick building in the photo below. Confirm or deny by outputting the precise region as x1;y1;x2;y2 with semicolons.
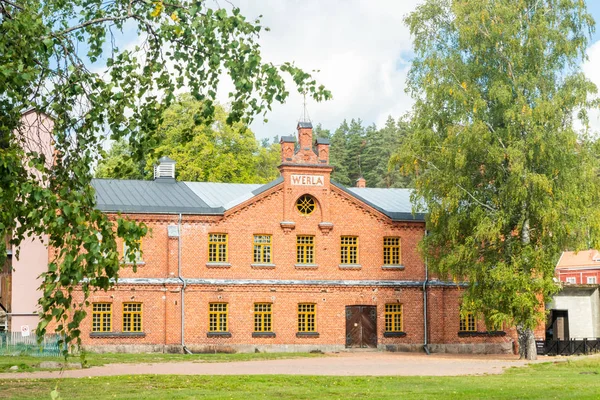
79;122;518;354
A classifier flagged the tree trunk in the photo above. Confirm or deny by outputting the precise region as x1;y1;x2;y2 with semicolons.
516;324;537;360
517;212;537;360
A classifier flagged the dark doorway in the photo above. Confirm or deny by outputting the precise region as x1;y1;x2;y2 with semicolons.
345;305;377;348
546;310;569;341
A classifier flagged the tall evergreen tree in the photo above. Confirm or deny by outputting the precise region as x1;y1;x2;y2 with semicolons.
329;120;351;186
364;116;413;188
344;119;368;185
396;0;600;359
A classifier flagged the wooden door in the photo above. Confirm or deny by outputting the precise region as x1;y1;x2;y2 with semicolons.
345;305;377;348
549;310;570;340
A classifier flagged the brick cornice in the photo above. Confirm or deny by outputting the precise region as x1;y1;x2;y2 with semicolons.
223;183;284;217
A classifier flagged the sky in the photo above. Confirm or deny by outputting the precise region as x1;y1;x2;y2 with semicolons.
115;0;600;141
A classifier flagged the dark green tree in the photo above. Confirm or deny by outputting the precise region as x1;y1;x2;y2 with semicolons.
367;116;413;188
329;120;351;185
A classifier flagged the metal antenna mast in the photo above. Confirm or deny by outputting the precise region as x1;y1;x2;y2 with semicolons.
299;92;311;123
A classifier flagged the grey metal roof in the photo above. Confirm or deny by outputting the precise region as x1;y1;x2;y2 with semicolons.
315;137;330;145
280;135;295;143
340;184;426;221
157;156;176;163
298;121;313;129
183;181;263;210
92;176;424;221
92;179;219;214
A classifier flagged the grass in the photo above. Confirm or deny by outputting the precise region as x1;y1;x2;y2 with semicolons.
0;357;599;399
0;352;323;373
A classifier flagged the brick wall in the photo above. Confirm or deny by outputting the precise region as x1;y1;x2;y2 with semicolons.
61;125;534;353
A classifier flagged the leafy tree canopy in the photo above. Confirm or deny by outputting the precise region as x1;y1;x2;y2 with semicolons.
96;94;280;183
0;0;329;353
395;0;600;359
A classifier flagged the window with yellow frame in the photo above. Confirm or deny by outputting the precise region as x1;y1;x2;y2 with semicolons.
383;237;401;265
208;234;228;262
123;239;143;264
92;303;112;332
296;235;315;264
297;303;316;332
385;304;403;332
123;303;143;332
209;303;228;332
253;235;272;263
459;312;476;332
254;303;272;332
340;236;358;264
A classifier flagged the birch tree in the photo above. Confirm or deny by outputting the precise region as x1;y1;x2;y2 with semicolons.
397;0;600;359
0;0;329;352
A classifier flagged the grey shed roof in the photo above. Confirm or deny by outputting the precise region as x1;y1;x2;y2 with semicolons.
339;184;425;221
184;181;262;210
183;176;284;210
92;179;219;214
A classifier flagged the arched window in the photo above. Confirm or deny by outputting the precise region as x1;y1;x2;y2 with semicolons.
296;194;316;215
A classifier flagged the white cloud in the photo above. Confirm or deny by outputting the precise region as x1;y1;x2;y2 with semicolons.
229;0;422;139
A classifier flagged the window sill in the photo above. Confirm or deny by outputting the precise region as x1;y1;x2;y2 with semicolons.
458;331;506;337
251;263;276;269
296;332;320;338
206;262;231;268
90;332;146;338
383;331;407;338
382;265;405;270
252;332;276;338
339;264;361;269
122;262;146;266
207;332;232;338
295;264;318;269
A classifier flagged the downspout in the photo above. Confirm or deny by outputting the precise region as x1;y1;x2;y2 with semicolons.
423;257;430;354
423;231;430;355
177;213;192;354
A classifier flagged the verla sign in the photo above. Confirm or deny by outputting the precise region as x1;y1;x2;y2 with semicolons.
291;174;324;186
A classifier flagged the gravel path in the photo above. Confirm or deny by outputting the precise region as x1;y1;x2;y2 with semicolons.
0;352;561;379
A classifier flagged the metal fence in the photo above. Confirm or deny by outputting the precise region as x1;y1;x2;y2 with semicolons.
536;339;600;356
0;332;63;357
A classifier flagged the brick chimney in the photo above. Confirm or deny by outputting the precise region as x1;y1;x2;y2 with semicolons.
356;177;366;188
297;121;313;150
280;135;295;163
315;137;330;164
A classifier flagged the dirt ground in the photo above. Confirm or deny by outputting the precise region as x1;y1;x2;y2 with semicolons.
0;352;568;379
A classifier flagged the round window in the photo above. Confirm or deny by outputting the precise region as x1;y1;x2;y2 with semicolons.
296;194;316;215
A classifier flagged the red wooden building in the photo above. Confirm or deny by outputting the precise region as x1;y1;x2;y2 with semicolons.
556;250;600;285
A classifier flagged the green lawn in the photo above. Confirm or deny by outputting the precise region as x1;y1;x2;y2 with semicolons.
0;352;323;373
0;357;599;399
